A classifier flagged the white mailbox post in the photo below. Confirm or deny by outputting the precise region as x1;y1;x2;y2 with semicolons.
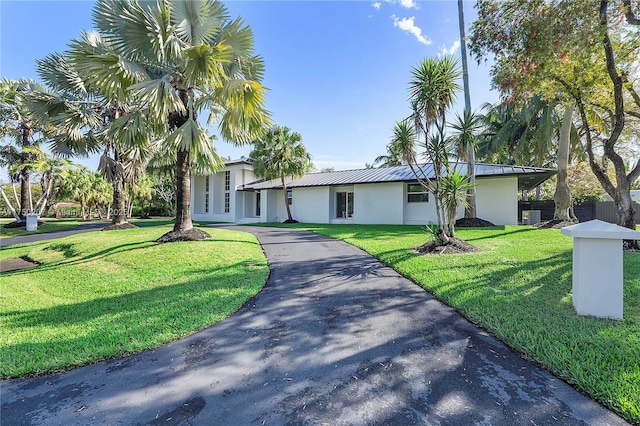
25;213;39;231
561;220;640;320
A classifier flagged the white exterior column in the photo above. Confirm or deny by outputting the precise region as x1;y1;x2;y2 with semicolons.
561;220;640;320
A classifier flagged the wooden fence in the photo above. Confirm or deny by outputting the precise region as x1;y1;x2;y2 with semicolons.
518;200;640;224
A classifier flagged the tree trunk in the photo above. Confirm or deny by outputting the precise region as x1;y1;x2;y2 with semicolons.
111;151;128;225
19;168;30;219
553;105;573;221
281;173;293;221
458;0;477;219
1;187;21;222
173;149;193;232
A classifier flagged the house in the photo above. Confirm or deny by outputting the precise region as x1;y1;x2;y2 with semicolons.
190;160;555;225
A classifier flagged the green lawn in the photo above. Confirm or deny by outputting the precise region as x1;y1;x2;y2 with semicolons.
0;218;94;239
0;226;268;378
273;223;640;424
0;218;220;238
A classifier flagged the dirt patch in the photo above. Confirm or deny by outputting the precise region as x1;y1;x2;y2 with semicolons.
414;237;479;255
455;217;496;227
535;219;577;229
1;256;39;273
156;228;211;243
102;223;138;231
283;219;299;224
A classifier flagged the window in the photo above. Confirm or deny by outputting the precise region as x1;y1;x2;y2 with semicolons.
256;192;261;216
407;183;429;203
204;178;210;213
224;171;230;213
336;191;354;218
286;189;292;205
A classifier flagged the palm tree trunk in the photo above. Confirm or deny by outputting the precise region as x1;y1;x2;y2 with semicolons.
111;151;128;225
554;105;573;221
174;149;193;232
20;168;30;219
281;172;293;221
458;0;477;219
1;187;21;222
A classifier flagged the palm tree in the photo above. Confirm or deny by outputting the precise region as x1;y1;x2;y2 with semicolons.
85;0;270;241
62;166;94;219
449;109;481;218
0;78;48;222
24;147;74;216
249;126;311;223
34;48;151;229
374;140;405;167
457;0;478;219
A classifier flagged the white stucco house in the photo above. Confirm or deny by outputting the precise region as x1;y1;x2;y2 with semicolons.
190;160;555;225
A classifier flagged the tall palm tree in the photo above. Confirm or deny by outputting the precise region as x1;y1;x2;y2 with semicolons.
457;0;477;219
85;0;270;241
249;126;311;223
0;79;49;222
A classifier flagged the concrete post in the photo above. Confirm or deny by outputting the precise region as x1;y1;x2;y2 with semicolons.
561;220;640;320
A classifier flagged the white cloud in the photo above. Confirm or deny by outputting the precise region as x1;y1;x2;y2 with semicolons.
438;39;461;57
392;15;431;45
372;0;418;10
399;0;417;9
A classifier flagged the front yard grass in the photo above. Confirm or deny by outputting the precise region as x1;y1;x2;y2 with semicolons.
280;223;640;424
0;226;268;378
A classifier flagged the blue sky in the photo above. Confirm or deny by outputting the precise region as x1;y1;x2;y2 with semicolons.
1;0;498;172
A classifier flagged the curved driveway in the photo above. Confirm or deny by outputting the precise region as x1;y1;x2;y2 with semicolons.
1;226;628;425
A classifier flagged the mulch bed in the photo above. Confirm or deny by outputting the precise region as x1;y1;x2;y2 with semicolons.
535;219;577;229
1;256;39;273
102;223;138;231
156;228;211;243
3;220;44;229
455;217;496;227
414;237;480;255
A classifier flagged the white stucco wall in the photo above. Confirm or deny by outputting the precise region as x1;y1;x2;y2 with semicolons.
475;177;518;225
354;183;404;224
291;186;331;223
403;185;439;225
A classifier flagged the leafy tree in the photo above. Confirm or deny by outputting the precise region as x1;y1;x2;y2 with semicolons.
249;126;311;223
470;0;640;234
86;0;270;241
24;147;74;216
61;166;94;219
0;79;49;221
127;174;155;218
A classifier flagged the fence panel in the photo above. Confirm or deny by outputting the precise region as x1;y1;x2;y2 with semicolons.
517;200;639;224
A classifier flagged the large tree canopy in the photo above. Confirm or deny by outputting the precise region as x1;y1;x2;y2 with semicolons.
78;0;270;240
470;0;640;233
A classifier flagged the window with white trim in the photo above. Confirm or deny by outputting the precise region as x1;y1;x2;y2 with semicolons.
407;183;429;203
224;171;230;213
286;189;292;205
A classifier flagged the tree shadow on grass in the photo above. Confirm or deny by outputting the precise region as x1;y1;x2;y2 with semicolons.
0;260;267;378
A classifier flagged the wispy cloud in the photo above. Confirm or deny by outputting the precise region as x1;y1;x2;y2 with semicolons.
438;39;461;57
392;15;431;45
371;0;418;10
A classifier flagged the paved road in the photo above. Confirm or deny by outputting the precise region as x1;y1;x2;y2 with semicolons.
0;226;628;425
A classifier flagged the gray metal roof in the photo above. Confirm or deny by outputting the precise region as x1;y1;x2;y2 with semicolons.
240;163;556;191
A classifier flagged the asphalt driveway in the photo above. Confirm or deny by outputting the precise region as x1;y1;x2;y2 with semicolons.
0;226;628;425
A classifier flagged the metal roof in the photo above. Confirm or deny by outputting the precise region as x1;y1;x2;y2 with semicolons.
240;163;556;191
